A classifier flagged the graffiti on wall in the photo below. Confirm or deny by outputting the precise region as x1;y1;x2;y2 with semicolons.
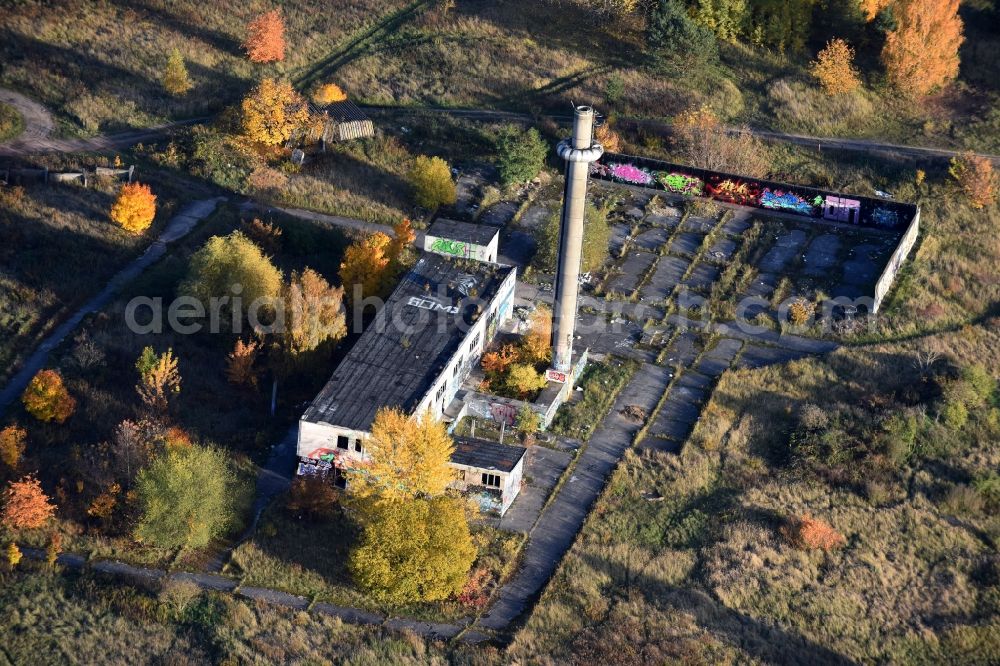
490;403;517;426
870;206;900;228
823;195;861;224
430;237;468;257
760;189;822;216
706;178;761;206
306;447;340;464
609;163;655;186
658;172;704;196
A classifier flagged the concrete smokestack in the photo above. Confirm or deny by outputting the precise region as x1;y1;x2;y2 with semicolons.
551;105;604;372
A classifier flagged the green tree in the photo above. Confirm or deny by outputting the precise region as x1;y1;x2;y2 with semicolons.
180;232;282;326
134;444;240;549
349;496;476;604
162;48;192;96
535;204;611;273
496;126;548;186
409;156;457;209
691;0;748;42
647;0;718;69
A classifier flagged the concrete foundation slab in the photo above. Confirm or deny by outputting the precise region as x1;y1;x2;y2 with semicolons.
670;232;705;258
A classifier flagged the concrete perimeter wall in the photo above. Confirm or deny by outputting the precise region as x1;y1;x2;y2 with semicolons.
873;207;920;313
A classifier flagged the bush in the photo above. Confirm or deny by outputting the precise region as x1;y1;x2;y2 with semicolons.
809;38;862;95
21;370;75;423
285;476;338;521
134;444;242;550
506;363;548;397
496;126;548;186
408;155;457;209
0;426;27;469
781;514;846;550
647;0;718;70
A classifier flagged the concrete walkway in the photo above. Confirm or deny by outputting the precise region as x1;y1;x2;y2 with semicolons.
0;197;227;415
473;362;671;634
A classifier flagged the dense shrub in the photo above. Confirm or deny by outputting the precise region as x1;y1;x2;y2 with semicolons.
408;155;457;209
495;126;548;186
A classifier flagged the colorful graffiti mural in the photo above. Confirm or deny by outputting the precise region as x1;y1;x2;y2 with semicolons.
306;447;339;464
609;163;655;186
870;206;900;228
430;237;468;257
760;189;822;216
706;178;760;206
587;153;914;233
658;171;703;196
823;195;861;224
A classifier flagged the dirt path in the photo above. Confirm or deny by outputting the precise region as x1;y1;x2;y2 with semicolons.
0;197;227;416
364;105;1000;164
0;88;54;143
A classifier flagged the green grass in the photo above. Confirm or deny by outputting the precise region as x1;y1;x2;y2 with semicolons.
0;567;472;664
0;100;25;141
550;357;639;441
511;329;1000;663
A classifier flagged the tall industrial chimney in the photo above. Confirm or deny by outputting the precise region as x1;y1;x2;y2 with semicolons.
550;105;604;373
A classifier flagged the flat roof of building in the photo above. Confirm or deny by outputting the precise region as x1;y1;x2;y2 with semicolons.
427;218;499;246
302;253;515;432
451;437;526;473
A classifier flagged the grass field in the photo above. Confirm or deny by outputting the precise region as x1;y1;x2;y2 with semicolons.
0;567;478;664
0;153;217;386
3;1;998;151
0;101;25;141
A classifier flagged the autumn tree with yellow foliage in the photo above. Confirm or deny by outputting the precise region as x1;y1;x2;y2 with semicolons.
0;425;26;469
136;348;181;413
110;182;157;234
339;231;393;303
312;82;348;105
882;0;963;96
241;78;310;146
349;495;476;604
521;306;552;363
949;152;998;209
347;407;455;501
810;38;862;95
409;155;457;209
21;370;75;424
243;9;286;63
162;48;192;96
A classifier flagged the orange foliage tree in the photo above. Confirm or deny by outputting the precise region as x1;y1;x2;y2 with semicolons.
882;0;964;97
313;82;348;105
521;306;552;363
810;38;862;95
0;425;26;469
22;370;75;423
110;182;157;234
2;475;57;529
482;344;518;375
860;0;892;21
595;121;621;153
781;514;846;550
243;9;286;63
949;152;997;209
226;338;261;388
339;232;392;303
388;217;416;268
241;78;310;146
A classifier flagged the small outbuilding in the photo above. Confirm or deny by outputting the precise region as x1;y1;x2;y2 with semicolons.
315;100;375;144
424;218;500;263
